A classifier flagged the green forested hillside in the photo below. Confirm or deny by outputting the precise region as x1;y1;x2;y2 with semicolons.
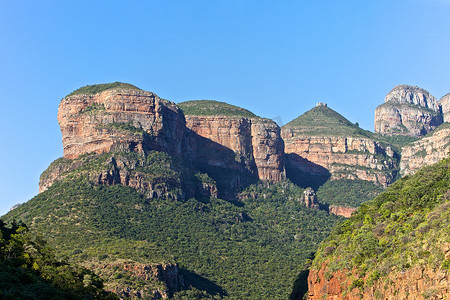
6;151;341;299
0;220;115;299
311;156;450;293
316;179;384;208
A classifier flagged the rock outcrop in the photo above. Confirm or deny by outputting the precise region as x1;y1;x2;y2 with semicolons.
374;85;443;137
308;263;450;300
328;205;356;218
89;261;184;299
58;87;186;159
439;93;450;122
282;105;399;187
302;187;319;209
400;123;450;175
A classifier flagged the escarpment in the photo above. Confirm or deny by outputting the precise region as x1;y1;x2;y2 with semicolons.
44;85;287;196
58;85;186;159
374;85;443;137
282;104;399;187
179;100;286;183
400;123;450;175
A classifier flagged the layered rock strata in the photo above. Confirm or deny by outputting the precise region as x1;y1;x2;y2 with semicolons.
58;88;186;159
400;124;450;175
375;85;442;136
184;114;286;182
308;264;449;300
282;133;398;186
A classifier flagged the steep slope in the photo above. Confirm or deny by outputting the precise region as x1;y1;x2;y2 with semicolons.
439;93;450;122
0;221;115;299
307;157;450;300
281;103;399;187
375;85;443;137
59;83;186;160
400;122;450;175
179;100;286;183
6;83;342;299
7;155;341;299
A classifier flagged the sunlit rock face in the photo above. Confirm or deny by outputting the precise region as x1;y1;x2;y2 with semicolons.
58;88;186;159
374;85;442;137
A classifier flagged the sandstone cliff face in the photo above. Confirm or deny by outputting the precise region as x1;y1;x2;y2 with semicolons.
439;93;450;122
308;263;449;300
58;89;186;159
328;205;356;218
184;115;285;182
281;131;398;186
374;85;442;136
400;125;450;175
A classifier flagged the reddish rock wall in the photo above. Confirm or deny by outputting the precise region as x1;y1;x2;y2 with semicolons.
308;263;450;300
185;115;285;182
58;89;185;159
281;132;398;186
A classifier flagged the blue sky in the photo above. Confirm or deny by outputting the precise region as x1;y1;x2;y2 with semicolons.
1;0;449;216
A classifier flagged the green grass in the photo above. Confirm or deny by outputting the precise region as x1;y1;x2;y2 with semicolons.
283;106;374;138
67;82;141;97
178;100;259;118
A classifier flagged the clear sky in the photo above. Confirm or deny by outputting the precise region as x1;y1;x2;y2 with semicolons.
1;0;449;216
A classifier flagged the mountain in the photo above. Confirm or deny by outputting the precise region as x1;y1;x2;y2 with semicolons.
178;100;285;183
5;83;341;299
374;85;443;137
306;156;450;299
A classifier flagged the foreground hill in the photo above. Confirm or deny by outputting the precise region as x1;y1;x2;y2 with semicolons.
0;221;115;299
306;156;450;299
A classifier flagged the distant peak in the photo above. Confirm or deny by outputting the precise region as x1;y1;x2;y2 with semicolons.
66;82;142;97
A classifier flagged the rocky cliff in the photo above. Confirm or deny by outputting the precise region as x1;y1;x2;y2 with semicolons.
179;100;286;183
374;85;442;137
58;84;186;159
308;264;449;300
282;105;399;187
400;123;450;175
439;93;450;122
46;85;286;198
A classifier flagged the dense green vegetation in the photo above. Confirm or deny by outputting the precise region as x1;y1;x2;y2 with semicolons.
316;179;384;208
67;82;141;97
6;151;341;299
0;220;115;299
178;100;259;118
283;106;374;138
312;157;450;292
